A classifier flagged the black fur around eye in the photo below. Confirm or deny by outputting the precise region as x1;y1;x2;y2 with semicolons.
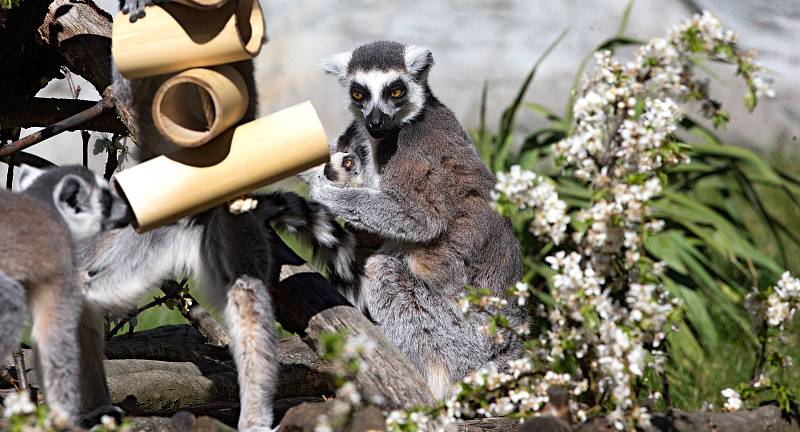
383;79;407;100
350;84;369;103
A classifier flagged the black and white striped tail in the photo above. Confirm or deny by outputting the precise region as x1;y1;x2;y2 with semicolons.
252;191;368;315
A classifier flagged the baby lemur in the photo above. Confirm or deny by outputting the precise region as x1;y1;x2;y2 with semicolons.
0;165;130;425
309;41;526;398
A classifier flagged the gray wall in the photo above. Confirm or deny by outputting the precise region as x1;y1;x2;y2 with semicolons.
5;0;797;182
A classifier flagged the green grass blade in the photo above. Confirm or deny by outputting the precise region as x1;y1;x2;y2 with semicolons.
493;28;568;172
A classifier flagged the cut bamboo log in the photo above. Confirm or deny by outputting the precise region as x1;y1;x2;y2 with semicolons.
112;0;265;79
113;101;328;232
152;66;248;148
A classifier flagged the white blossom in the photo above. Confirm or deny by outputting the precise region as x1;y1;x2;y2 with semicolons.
2;391;36;418
721;388;743;412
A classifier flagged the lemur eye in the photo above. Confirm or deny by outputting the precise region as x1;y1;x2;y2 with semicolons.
351;90;364;101
342;156;354;170
390;88;404;98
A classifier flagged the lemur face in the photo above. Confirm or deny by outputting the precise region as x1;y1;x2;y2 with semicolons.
324;151;363;187
17;165;133;241
320;41;434;139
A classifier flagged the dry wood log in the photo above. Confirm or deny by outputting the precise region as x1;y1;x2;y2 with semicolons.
109;369;239;415
0;0;134;142
273;273;436;409
36;0;112;93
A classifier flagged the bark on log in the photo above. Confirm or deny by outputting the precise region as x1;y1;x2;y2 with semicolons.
102;327;336;400
109;369;239;415
36;0;113;92
0;0;135;144
304;305;436;409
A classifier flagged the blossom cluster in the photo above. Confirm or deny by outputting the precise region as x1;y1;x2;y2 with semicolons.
1;390;127;432
493;165;570;245
386;360;588;432
388;10;772;432
315;333;379;432
765;272;800;330
484;10;771;431
720;388;743;412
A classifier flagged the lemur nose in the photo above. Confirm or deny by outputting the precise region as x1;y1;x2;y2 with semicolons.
368;118;384;130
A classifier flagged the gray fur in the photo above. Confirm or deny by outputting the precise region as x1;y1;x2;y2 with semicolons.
0;165;129;425
311;41;525;398
224;276;277;430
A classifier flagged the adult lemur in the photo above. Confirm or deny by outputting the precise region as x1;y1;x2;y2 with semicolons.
74;9;359;431
308;41;525;398
1;165;131;425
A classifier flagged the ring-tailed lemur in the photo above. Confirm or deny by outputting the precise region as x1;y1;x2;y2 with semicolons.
308;41;526;399
72;54;360;431
0;165;131;426
322;123;379;190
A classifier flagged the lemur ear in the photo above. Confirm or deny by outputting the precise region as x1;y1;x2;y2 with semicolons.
404;45;434;78
16;165;45;191
54;174;90;215
319;51;352;84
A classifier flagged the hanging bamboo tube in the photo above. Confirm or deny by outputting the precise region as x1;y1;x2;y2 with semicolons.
152;66;248;148
112;0;265;79
114;101;329;232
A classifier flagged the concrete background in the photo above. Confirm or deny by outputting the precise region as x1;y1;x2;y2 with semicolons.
4;0;798;181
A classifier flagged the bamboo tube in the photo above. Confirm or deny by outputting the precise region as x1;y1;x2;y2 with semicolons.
152;66;248;148
114;101;328;232
112;0;265;79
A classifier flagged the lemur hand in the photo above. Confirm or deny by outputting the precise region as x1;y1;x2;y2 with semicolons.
297;163;326;186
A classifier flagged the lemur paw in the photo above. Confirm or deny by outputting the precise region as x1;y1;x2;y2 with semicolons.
228;196;259;215
120;0;168;22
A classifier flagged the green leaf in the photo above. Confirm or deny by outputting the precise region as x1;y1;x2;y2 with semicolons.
493;29;568;172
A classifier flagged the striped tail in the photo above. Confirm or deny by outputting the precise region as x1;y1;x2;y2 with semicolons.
251;191;369;316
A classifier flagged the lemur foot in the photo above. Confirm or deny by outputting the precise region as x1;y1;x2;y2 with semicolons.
120;0;171;22
228;196;259;214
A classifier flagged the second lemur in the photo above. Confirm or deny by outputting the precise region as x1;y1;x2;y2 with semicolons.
309;40;525;398
0;165;130;426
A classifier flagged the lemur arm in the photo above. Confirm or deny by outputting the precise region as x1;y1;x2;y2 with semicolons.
308;156;454;244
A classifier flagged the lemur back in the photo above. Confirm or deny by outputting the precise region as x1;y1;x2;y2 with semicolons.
0;165;130;426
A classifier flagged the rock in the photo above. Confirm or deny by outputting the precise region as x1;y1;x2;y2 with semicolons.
127;412;236;432
278;401;386;432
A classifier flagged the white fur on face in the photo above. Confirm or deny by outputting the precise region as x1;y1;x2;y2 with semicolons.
348;69;425;127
